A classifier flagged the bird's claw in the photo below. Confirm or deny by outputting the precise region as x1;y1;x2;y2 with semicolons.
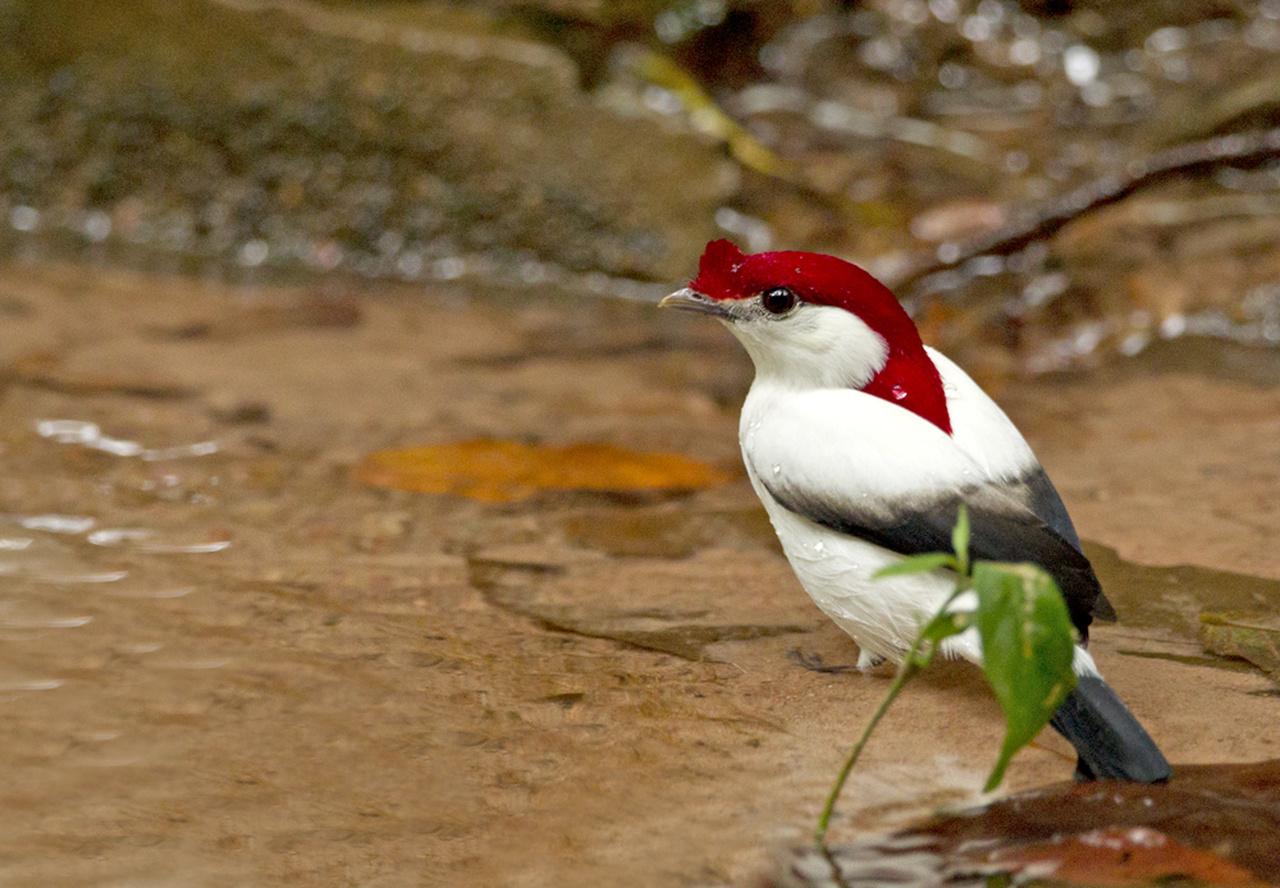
856;650;887;671
787;649;861;674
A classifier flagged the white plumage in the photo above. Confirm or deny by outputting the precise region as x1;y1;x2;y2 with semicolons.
735;317;1098;675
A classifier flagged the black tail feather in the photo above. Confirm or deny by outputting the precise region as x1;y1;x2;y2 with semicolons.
1049;675;1171;783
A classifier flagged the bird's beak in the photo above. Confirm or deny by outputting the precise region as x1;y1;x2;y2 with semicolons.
658;287;729;318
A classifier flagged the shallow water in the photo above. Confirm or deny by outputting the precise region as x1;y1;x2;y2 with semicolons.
2;259;1279;885
778;760;1280;887
1087;541;1280;638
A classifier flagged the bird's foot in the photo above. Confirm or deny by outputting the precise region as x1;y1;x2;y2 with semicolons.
787;649;861;674
856;649;888;672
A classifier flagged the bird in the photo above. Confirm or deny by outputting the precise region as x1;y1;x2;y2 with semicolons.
659;238;1171;783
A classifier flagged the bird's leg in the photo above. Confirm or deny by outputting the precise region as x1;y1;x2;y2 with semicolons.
788;648;860;674
856;649;887;672
788;647;885;674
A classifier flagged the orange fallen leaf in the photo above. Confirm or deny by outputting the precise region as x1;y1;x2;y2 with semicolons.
992;827;1267;887
355;439;731;502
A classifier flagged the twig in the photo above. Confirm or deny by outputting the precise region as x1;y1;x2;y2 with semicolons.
889;127;1280;291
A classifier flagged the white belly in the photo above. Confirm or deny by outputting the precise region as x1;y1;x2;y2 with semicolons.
735;373;1098;676
744;463;983;665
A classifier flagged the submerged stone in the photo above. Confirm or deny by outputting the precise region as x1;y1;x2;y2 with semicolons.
1201;612;1280;686
778;760;1280;887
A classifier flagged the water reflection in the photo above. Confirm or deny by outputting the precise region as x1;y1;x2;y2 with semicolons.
35;419;220;461
87;528;232;554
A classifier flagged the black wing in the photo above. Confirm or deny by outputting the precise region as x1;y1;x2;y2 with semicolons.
763;468;1113;640
1020;467;1116;622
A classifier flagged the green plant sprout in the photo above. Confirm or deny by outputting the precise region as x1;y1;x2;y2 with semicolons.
814;504;1079;846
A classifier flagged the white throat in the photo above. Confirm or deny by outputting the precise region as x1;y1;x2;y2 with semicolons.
723;304;887;390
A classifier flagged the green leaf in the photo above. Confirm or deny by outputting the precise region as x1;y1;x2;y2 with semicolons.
873;553;956;579
952;503;971;576
973;562;1078;792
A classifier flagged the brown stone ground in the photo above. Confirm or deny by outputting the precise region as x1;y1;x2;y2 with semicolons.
1;259;1278;887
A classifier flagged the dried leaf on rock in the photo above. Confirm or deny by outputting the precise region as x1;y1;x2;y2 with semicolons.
355;439;731;502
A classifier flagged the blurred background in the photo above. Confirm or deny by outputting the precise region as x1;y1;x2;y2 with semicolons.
3;2;1280;886
6;0;1280;372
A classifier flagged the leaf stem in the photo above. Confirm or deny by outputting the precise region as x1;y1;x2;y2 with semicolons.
813;656;918;845
814;583;967;847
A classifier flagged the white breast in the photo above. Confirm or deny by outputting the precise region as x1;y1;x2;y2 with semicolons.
739;380;978;662
746;459;977;663
738;348;1093;671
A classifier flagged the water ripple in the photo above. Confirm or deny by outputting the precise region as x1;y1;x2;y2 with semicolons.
35;419;219;461
103;585;196;600
0;615;93;630
87;528;232;554
0;678;65;692
0;563;130;584
17;514;96;534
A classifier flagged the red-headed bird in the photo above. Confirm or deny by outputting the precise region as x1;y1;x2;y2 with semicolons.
660;239;1170;783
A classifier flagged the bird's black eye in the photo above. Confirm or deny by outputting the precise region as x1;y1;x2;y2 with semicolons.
760;286;797;315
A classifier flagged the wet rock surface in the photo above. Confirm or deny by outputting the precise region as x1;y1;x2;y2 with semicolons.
1202;612;1280;684
2;259;1279;885
779;760;1280;887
